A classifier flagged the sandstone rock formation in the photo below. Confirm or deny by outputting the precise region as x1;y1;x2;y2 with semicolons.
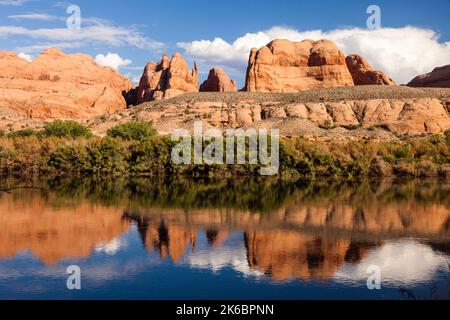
346;54;396;85
407;65;450;88
0;48;131;119
245;39;354;92
107;90;450;136
200;68;237;92
135;52;198;104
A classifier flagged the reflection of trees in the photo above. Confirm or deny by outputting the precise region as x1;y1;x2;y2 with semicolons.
9;177;449;214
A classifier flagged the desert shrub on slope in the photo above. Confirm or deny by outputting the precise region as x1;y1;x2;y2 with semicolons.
44;120;92;138
107;122;156;141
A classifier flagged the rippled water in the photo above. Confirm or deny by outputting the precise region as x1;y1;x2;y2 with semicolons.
0;178;449;300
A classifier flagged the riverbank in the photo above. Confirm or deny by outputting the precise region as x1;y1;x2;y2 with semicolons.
1;122;449;179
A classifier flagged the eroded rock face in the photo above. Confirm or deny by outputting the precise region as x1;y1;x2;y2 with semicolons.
135;52;198;103
245;39;355;92
0;48;131;119
136;53;171;104
120;97;450;136
200;68;237;92
407;65;450;88
346;54;396;85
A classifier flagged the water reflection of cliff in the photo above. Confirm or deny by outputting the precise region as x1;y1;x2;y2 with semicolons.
0;193;130;265
245;231;378;281
0;179;449;281
129;215;197;263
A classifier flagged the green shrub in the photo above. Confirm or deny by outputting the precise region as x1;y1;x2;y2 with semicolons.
345;124;360;131
129;136;175;174
7;128;40;138
393;161;416;176
87;137;128;174
319;120;334;130
44;120;92;138
0;129;4;138
445;130;450;145
392;144;414;161
48;144;91;173
107;121;157;141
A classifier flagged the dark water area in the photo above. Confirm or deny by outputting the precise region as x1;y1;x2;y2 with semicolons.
0;178;449;300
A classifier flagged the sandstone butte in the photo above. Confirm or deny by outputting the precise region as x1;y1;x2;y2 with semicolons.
345;54;396;86
0;48;131;119
245;39;355;92
200;67;238;92
407;65;450;88
134;52;199;104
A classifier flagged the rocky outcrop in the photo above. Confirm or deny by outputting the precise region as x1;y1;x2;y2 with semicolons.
346;54;396;85
135;52;198;104
112;95;450;136
245;39;355;92
407;65;450;88
0;48;131;119
200;68;237;92
135;53;171;104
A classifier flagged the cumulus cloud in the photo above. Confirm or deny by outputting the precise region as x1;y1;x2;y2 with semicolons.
17;52;32;62
95;52;131;70
178;26;450;84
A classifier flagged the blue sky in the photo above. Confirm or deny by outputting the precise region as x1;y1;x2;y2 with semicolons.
1;0;449;85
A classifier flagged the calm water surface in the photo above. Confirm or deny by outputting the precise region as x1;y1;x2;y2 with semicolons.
0;178;449;300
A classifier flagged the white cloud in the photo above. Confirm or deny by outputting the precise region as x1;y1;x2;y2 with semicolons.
178;26;450;84
0;0;26;6
17;52;32;62
15;42;82;53
8;13;63;21
0;23;164;54
95;52;131;70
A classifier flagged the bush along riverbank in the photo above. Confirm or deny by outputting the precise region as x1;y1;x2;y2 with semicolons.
1;121;450;179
